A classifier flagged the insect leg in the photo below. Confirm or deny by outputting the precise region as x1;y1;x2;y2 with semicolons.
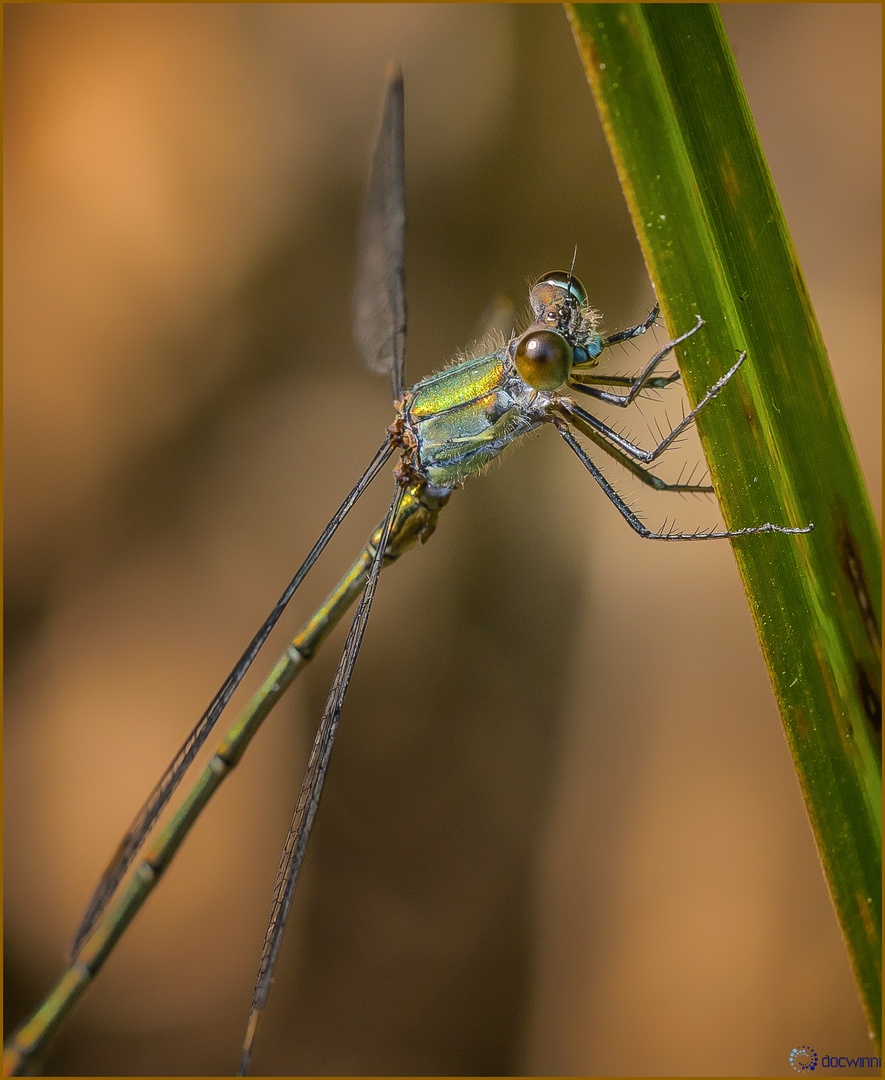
601;301;660;346
571;315;702;408
560;350;747;466
572;370;682;391
559;411;714;494
556;422;812;540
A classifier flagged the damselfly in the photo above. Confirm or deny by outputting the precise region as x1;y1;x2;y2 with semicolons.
4;70;812;1077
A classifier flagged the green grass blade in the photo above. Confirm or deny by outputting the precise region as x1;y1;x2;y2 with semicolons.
568;2;881;1044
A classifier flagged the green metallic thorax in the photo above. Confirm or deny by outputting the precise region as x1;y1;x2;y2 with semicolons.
400;348;549;489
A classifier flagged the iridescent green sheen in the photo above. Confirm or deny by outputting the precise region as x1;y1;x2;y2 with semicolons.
405;351;545;488
407;353;507;417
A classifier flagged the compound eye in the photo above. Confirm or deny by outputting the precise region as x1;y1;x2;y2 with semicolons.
514;329;573;390
534;270;589;307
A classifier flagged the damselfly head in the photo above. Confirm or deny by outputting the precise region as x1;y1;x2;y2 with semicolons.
515;270;603;385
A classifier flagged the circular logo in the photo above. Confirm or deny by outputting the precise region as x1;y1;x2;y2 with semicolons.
790;1046;818;1072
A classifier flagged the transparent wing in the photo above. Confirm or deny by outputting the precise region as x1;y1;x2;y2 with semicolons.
353;65;406;400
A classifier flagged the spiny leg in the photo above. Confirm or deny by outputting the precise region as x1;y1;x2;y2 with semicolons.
560;408;714;495
574;370;682;391
238;482;406;1077
571;315;702;408
602;301;660;346
556;423;812;540
560;350;748;467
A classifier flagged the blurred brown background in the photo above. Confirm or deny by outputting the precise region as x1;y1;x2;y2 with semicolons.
4;5;880;1076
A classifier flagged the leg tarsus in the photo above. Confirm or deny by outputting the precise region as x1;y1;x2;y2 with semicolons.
603;301;660;347
556;423;813;540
